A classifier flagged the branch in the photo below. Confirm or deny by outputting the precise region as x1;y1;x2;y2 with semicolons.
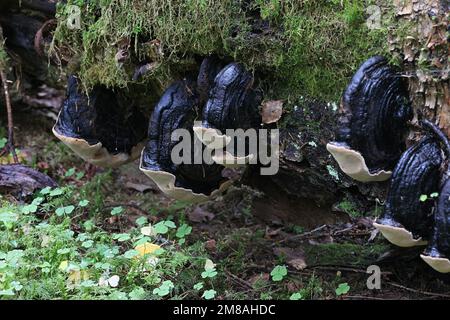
0;27;18;163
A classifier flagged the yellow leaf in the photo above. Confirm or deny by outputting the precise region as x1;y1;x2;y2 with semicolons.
59;260;68;271
135;242;161;257
67;270;89;285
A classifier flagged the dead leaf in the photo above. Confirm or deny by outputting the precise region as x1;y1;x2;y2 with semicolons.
135;242;161;257
188;206;215;223
205;239;216;251
273;247;307;270
261;100;283;124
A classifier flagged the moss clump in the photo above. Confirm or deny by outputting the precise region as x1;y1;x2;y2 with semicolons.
303;243;389;266
52;0;394;102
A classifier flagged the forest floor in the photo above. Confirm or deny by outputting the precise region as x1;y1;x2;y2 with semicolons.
1;104;450;300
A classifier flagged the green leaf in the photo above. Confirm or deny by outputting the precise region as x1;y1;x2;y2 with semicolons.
111;206;124;216
32;197;44;206
57;248;71;255
22;204;38;214
335;283;350;296
153;280;174;297
123;249;139;259
113;233;131;242
430;192;439;198
290;292;303;300
65;167;76;177
129;287;146;300
82;240;94;248
0;289;15;296
153;221;169;234
49;188;64;197
270;265;288;282
164;220;176;229
78;199;89;207
39;186;52;195
135;216;148;227
419;194;428;202
202;289;216;300
75;172;85;180
176;224;192;238
55;207;64;216
64;205;75;214
201;269;217;279
193;282;204;291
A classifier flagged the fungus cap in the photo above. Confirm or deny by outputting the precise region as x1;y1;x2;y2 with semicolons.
327;56;412;182
326;142;391;182
373;222;427;247
53;126;144;168
420;255;450;273
211;151;254;168
193;126;231;150
139;156;231;203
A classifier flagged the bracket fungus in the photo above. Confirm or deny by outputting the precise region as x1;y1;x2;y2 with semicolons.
139;78;230;203
373;136;443;247
53;76;147;167
193;62;263;167
327;56;412;182
419;120;450;273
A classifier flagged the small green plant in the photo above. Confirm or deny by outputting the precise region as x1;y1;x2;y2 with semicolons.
270;265;287;282
153;280;174;297
420;192;439;202
110;206;124;216
202;289;216;300
289;292;303;300
153;220;176;234
335;283;350;296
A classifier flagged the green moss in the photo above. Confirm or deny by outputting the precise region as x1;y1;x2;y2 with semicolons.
52;0;395;101
303;243;389;266
336;199;363;218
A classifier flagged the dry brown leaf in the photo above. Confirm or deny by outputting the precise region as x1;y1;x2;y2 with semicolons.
273;247;307;270
261;100;283;124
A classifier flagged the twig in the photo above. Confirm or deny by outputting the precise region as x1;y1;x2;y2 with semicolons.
224;270;253;290
277;224;328;244
386;282;450;299
0;28;18;163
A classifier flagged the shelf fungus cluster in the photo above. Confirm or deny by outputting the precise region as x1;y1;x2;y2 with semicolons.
53;76;148;168
139;78;230;203
374;120;450;273
419;120;450;273
193;62;263;168
53;59;267;203
373;136;442;247
140;59;263;202
327;56;413;182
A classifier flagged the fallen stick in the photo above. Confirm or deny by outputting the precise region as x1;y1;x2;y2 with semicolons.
0;27;18;163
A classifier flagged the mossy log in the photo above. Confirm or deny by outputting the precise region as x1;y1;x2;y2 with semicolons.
0;1;448;227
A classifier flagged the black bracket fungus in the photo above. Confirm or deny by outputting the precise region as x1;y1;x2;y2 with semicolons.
53;75;148;168
196;55;225;106
139;78;230;203
193;62;263;167
373;136;443;247
327;56;413;182
419;120;450;273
